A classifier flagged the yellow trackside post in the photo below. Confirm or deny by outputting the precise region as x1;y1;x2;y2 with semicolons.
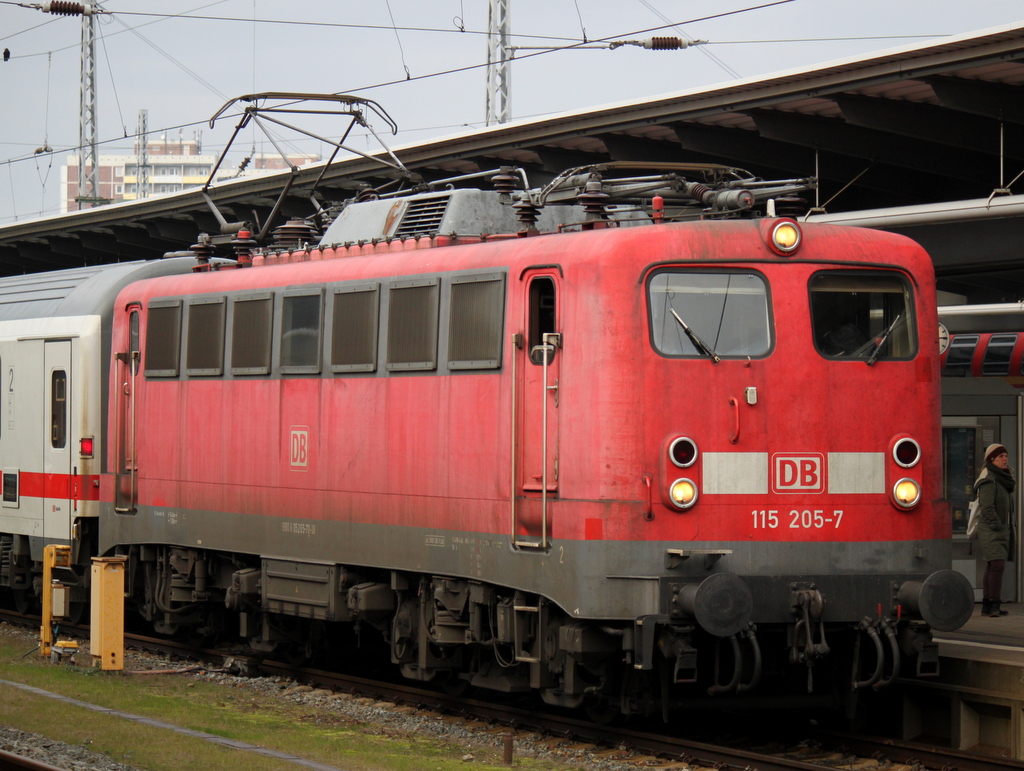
40;545;72;658
90;557;126;671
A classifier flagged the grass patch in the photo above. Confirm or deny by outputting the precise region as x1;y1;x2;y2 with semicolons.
0;626;570;771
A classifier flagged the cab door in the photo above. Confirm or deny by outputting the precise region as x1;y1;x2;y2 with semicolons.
514;272;561;546
43;340;71;541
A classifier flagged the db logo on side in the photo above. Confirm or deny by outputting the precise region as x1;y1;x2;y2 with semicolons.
290;426;309;471
772;453;824;493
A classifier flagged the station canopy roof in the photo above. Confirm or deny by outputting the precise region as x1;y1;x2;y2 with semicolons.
4;22;1024;302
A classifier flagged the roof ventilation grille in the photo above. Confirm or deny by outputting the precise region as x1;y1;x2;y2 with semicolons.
394;195;451;238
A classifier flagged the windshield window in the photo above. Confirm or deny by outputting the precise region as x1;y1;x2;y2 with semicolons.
648;271;771;358
809;272;916;360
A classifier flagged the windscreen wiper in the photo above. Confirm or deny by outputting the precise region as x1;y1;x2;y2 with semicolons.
670;308;721;364
866;313;902;366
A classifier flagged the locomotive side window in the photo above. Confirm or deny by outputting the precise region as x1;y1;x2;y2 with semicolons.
809;272;916;360
983;334;1017;376
331;284;379;373
280;291;323;374
231;294;273;375
185;297;226;376
648;271;770;358
144;301;182;377
387;278;439;371
51;370;66;449
449;273;505;370
528;277;557;365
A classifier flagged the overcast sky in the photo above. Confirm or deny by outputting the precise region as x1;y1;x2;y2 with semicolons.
1;0;1023;226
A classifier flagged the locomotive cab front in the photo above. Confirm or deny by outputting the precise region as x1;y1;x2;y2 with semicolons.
635;217;972;701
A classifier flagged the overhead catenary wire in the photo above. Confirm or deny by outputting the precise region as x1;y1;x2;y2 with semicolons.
0;0;805;175
0;0;967;223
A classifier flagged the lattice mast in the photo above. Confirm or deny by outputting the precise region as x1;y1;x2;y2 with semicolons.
76;5;100;207
136;109;150;200
485;0;511;126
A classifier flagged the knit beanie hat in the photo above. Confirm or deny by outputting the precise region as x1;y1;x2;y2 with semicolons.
985;443;1008;463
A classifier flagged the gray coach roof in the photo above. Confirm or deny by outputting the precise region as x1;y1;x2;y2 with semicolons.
0;258;195;322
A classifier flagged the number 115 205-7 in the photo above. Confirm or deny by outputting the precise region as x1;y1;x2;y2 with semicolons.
752;509;844;529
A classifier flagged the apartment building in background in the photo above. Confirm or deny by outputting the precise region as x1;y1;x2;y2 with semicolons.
61;132;318;214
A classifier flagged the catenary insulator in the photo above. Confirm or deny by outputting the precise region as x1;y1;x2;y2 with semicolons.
646;37;683;50
41;2;93;16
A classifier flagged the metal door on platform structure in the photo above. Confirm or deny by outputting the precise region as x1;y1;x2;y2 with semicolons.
942;389;1021;603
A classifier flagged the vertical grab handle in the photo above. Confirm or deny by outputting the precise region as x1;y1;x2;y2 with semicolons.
729;397;740;444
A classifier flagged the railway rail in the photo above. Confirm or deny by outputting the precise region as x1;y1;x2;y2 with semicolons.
7;609;1023;771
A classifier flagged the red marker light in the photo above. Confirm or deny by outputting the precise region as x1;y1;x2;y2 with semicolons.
80;437;94;457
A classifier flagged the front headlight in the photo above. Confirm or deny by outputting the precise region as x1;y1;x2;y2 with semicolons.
893;478;921;508
669;478;698;510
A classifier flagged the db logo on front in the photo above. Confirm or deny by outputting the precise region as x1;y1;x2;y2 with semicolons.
772;453;824;493
289;426;310;471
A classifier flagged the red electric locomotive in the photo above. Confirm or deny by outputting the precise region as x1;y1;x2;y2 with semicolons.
0;159;972;719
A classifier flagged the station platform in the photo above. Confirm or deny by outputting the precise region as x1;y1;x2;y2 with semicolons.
897;602;1024;758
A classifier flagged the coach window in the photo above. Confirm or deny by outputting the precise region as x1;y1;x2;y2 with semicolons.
51;370;66;449
648;271;771;358
944;335;978;376
450;273;505;369
386;278;439;371
983;334;1017;376
185;297;226;376
144;300;182;377
231;294;273;375
331;284;379;373
280;291;323;374
809;272;916;360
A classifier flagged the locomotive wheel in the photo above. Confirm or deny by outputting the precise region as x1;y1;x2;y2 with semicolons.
584;695;620;726
440;673;471;697
12;588;36;615
65;600;87;625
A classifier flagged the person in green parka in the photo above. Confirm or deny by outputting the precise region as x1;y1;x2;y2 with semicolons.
975;443;1015;618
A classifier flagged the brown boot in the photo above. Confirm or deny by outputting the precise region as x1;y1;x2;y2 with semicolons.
990;601;1009;617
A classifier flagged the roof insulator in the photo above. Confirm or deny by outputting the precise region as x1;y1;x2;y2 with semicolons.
491;168;519;196
271;219;318;249
576;174;611;218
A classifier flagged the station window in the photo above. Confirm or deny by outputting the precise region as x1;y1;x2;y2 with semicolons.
231;294;273;375
809;272;915;360
280;292;323;373
144;301;182;377
943;335;978;377
386;279;439;371
51;370;66;449
983;334;1018;376
331;285;379;373
449;274;505;369
648;271;771;358
185;297;226;376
